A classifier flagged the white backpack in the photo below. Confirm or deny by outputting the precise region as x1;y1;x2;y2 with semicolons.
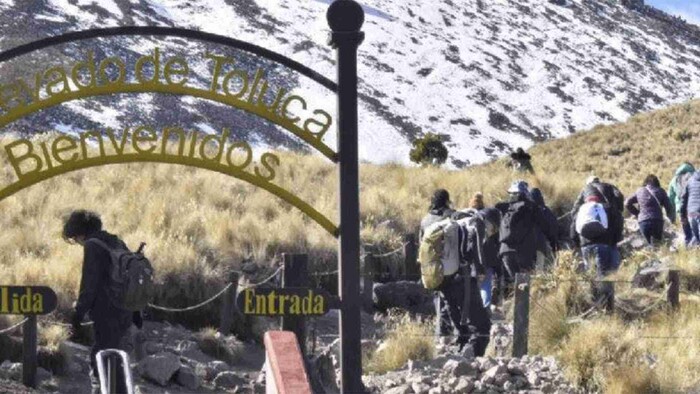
421;218;461;277
575;202;608;239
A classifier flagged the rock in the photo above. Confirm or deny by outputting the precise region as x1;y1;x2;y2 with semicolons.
206;360;230;381
0;361;21;381
444;359;477;378
213;371;247;390
482;365;507;384
412;382;430;394
454;378;474;392
494;373;510;387
36;367;52;384
176;365;201;390
527;370;542;386
137;352;180;386
385;384;414;394
477;357;496;371
143;341;163;355
373;281;434;314
503;381;515;391
309;350;339;393
514;376;529;389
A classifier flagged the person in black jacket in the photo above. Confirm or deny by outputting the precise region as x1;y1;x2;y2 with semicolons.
570;176;625;267
529;188;559;271
63;210;141;394
496;181;550;280
508;148;534;174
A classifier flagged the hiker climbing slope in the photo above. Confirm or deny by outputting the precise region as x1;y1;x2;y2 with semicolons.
680;170;700;246
507;148;534;174
626;174;675;246
669;162;695;245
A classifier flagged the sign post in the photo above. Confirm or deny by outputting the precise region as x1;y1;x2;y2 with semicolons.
327;1;365;392
0;285;58;388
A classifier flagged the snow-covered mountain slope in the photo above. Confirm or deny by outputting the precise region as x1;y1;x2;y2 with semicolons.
1;0;699;167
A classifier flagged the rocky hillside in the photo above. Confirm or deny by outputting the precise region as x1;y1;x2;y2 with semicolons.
0;0;700;166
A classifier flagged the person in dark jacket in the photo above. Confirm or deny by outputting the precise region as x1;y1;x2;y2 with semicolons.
529;188;559;270
669;162;695;245
625;175;675;246
571;176;625;267
571;176;625;217
508;148;534;174
63;210;141;393
496;181;549;280
420;189;455;337
478;207;501;310
444;208;494;356
571;195;620;276
680;171;700;246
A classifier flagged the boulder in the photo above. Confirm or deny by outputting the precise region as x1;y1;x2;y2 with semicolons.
0;361;21;381
213;371;247;390
481;365;507;384
137;352;180;386
36;367;52;384
176;365;201;390
373;281;434;314
411;382;430;394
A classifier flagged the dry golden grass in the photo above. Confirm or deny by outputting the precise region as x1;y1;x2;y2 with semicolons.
365;312;435;374
1;99;700;389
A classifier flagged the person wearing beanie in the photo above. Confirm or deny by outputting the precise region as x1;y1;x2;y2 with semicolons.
529;188;559;270
626;174;675;246
668;162;695;245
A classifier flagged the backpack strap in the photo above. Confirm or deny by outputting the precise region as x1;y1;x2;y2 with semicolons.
86;238;111;251
645;186;663;212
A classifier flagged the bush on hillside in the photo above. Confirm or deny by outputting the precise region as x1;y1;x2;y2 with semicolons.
409;133;448;166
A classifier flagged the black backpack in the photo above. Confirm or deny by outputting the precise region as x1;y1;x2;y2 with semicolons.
88;239;155;311
500;201;531;245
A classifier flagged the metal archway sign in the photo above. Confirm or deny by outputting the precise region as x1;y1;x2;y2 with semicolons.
0;1;365;392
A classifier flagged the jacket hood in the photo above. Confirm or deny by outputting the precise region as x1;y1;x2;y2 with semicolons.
675;163;695;176
693;171;700;182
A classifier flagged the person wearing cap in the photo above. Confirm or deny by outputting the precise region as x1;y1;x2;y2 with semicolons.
420;189;455;337
496;181;549;281
626;174;675;246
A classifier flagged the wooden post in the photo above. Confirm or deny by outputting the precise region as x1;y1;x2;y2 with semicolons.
403;233;419;281
601;281;615;314
218;271;240;335
667;270;680;311
22;315;37;388
512;273;530;358
282;254;309;355
362;256;376;313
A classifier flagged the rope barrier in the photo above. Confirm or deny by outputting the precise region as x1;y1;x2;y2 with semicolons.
364;242;408;259
615;284;671;316
147;283;233;313
0;318;28;334
239;266;284;289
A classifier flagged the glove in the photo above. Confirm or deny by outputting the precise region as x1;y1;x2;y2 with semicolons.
71;311;83;332
132;311;143;330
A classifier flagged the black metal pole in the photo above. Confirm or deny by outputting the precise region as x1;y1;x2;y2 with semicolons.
22;315;37;388
328;1;364;392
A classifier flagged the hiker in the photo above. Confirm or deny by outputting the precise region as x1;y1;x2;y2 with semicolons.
507;147;534;174
571;176;625;265
669;162;695;245
530;188;559;271
477;207;501;310
571;195;619;276
64;210;142;394
496;181;550;281
469;192;485;210
441;208;494;356
680;170;700;246
625;174;675;246
420;189;455;337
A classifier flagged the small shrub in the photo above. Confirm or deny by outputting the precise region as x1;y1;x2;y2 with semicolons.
409;133;448;166
366;312;435;374
196;327;242;364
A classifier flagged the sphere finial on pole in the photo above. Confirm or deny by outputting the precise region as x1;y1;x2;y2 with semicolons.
327;0;365;32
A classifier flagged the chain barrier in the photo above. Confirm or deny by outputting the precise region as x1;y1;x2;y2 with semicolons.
0;318;28;334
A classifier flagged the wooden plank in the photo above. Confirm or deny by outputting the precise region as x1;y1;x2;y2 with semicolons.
667;270;680;311
219;271;240;335
22;315;37;388
282;254;309;355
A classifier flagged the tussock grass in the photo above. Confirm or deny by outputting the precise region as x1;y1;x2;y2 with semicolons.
365;312;435;374
196;327;243;364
